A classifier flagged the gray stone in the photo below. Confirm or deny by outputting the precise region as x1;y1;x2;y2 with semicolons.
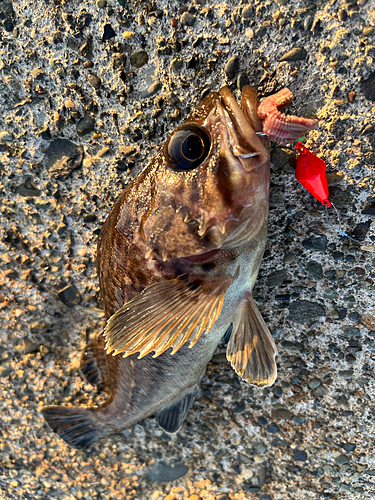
308;378;321;389
363;26;375;36
225;55;239;77
351;220;372;240
45;139;84;179
242;5;253;19
83;214;97;223
170;56;183;71
302;234;327;252
280;47;307;62
268;269;287;286
0;131;13;142
31;67;45;80
146;462;188;482
17;338;40;354
361;72;375;101
288;300;326;324
140;81;161;99
306;261;323;279
237;72;249;91
341;443;356;453
271;147;294;168
17;176;41;197
77;114;95;136
335;454;349;465
56;284;81;308
294;449;307;461
271;408;293;420
180;12;196;27
314;385;328;397
238;452;252;464
130;51;148;68
87;73;101;89
4;269;19;279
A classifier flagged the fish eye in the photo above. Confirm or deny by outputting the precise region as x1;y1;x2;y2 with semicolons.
164;124;211;171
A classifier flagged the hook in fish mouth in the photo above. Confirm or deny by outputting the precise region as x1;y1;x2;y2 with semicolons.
239;152;261;159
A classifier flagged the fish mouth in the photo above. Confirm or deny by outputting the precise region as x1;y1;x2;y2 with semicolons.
214;86;269;172
181;248;221;263
191;86;270;250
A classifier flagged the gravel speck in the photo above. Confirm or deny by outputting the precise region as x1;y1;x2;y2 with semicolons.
180;12;196;27
224;55;239;77
76;114;95;136
56;284;81;308
45;139;84;179
280;47;307;61
302;234;327;252
361;72;375;101
288;300;326;323
87;73;101;89
130;50;149;68
0;131;13;141
146;462;189;482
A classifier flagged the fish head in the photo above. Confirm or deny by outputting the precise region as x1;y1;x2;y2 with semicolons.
142;85;270;261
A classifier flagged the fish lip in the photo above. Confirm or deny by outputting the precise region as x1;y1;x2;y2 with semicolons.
215;86;269;169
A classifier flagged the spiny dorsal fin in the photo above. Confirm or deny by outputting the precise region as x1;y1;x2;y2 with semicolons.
157;385;199;433
104;275;232;359
227;293;277;387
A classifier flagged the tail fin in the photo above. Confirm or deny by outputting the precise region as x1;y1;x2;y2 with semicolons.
42;406;107;449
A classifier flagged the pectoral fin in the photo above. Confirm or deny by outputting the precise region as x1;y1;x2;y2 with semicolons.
227;294;277;387
104;275;232;359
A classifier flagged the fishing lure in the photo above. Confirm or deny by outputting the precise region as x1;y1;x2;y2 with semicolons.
295;142;374;253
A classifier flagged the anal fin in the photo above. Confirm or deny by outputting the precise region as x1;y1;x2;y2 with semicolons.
157;385;199;433
227;293;277;387
42;406;106;449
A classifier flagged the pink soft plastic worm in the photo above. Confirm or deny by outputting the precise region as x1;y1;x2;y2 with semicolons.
257;88;318;143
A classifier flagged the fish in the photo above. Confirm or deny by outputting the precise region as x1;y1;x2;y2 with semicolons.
42;85;318;449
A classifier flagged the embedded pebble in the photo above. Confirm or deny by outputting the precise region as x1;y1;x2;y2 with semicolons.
280;47;307;61
45;139;84;179
241;5;254;19
180;12;196;27
361;72;375;101
302;234;327;252
288;300;326;323
87;73;101;89
16;177;41;197
56;284;81;308
76;114;95;135
306;261;323;279
130;51;149;68
224;55;239;77
170;56;183;71
0;131;13;142
146;462;189;482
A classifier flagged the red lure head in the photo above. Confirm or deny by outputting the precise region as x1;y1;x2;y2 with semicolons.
295;142;331;207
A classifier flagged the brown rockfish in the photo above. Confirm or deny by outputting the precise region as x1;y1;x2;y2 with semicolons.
42;86;317;448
